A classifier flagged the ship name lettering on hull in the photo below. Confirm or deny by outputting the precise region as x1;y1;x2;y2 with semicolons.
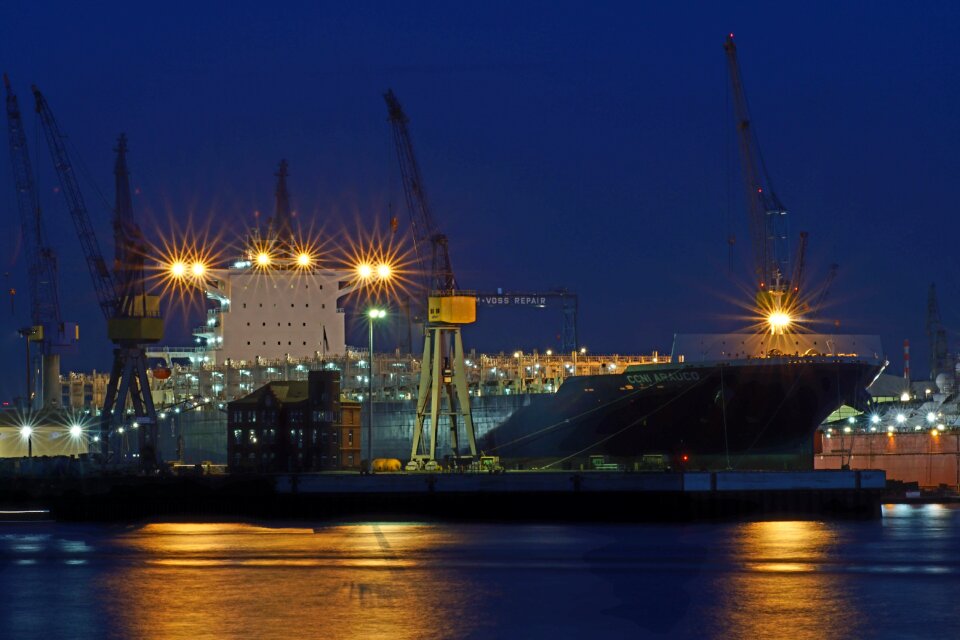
626;371;700;385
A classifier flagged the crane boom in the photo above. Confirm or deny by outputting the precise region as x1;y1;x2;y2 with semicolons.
384;89;456;292
789;231;808;294
723;34;790;294
32;86;116;319
5;75;62;335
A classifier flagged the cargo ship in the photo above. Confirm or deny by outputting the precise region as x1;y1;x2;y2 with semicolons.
480;333;886;470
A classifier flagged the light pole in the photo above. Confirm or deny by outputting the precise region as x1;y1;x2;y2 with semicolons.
367;307;386;472
513;351;522;393
17;328;36;409
21;425;33;458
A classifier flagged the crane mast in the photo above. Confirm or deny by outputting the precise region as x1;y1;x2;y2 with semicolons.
4;75;76;408
723;34;791;298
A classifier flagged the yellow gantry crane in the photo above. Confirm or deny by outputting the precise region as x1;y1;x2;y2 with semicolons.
33;86;163;468
384;89;478;468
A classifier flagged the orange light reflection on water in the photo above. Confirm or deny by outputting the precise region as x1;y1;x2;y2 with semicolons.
713;521;861;640
102;522;481;640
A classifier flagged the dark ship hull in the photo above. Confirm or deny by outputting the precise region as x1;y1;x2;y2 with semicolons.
480;356;884;470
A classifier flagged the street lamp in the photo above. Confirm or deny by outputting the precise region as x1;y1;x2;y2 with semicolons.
366;307;387;472
20;424;33;458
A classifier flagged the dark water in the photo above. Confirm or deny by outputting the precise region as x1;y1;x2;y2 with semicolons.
1;505;958;639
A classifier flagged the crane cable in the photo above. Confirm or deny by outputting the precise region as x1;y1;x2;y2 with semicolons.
539;375;711;470
484;371;710;456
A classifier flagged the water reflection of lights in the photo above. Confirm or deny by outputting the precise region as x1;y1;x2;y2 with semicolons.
714;520;861;639
105;522;479;640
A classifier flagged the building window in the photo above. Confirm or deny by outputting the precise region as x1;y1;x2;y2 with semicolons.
243;303;247;308
348;430;353;446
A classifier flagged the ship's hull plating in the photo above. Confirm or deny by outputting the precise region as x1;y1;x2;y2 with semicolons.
480;358;883;470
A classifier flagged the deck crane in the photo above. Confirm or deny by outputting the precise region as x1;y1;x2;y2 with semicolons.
724;34;807;311
32;86;163;467
4;75;77;409
384;89;477;468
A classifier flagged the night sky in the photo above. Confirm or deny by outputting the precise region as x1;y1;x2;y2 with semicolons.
2;1;959;399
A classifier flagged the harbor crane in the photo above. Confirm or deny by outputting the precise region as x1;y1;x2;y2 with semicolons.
724;34;808;308
4;75;77;409
384;89;477;468
33;86;163;468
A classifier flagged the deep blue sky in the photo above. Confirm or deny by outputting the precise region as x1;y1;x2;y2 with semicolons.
2;1;959;399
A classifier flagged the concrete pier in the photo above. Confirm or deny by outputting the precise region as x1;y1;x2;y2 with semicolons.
0;469;886;522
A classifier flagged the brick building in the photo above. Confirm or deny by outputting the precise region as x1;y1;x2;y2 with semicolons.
227;370;361;472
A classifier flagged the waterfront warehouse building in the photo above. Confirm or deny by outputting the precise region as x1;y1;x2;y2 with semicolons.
227;370;361;472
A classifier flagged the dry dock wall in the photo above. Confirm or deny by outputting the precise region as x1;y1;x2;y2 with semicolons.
816;432;960;488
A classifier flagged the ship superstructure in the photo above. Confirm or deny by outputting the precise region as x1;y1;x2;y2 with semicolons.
190;264;357;363
182;160;361;364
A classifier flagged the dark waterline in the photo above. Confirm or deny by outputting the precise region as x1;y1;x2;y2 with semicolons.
1;505;958;639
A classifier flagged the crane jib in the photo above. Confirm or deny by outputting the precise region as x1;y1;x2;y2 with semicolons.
32;87;118;319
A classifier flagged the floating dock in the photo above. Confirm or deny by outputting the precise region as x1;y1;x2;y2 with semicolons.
0;469;886;522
